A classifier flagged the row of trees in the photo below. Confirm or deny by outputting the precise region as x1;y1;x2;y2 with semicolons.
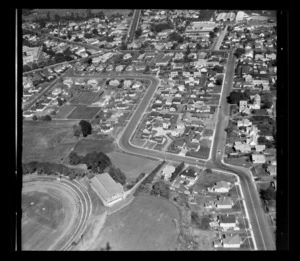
133;161;166;196
68;150;126;185
170;162;185;182
22;161;86;180
32;115;52;121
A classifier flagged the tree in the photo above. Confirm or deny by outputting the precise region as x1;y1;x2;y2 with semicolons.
83;151;111;173
32;115;38;121
135;28;142;39
151;181;170;199
108;166;126;185
42;115;52;121
92;28;98;35
234;48;245;58
209;31;216;38
227;91;247;105
79;120;92;137
170;162;185;182
215;76;223;85
260;185;276;201
69;151;83;165
206;168;212;174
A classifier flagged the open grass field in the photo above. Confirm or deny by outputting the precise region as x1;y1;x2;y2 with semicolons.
67;106;100;120
22;181;80;250
72;139;115;157
92;196;180;250
53;105;76;119
107;151;159;180
70;92;101;105
22;120;78;163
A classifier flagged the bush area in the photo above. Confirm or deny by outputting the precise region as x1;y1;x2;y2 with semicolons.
68;150;126;184
22;161;86;180
133;161;165;197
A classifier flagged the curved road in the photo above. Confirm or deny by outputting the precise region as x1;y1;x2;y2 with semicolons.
113;54;275;250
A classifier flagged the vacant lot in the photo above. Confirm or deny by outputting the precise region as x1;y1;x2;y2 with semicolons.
72;139;115;157
53;105;76;119
67;106;100;120
22;181;79;250
93;196;180;250
224;156;252;168
70;92;101;105
107;151;159;180
22;120;78;163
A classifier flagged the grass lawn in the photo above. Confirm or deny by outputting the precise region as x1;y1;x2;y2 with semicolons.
72;139;115;157
70;92;102;105
67;106;100;120
22;120;78;163
94;196;180;250
193;171;235;192
224;156;253;168
53;105;76;119
186;146;210;159
107;151;159;180
131;137;146;147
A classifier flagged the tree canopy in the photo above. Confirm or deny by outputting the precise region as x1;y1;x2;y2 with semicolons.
227;90;248;105
79;120;92;137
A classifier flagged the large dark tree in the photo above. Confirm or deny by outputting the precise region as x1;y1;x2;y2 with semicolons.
83;151;111;173
79;120;92;137
234;48;245;58
151;181;170;199
260;185;276;201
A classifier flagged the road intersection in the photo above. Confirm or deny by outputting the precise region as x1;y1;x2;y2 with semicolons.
113;53;275;250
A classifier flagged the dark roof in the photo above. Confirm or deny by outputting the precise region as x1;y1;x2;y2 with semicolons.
180;168;197;178
220;214;236;224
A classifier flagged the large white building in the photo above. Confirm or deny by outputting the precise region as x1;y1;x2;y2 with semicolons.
235;11;249;22
90;173;125;206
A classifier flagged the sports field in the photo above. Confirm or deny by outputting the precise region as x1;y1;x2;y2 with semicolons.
22;120;78;163
92;196;180;250
106;151;159;180
67;106;100;120
22;181;80;250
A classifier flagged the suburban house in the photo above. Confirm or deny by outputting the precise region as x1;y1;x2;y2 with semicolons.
162;164;176;181
90;173;125;207
222;234;242;248
251;154;266;164
234;142;252;153
180;168;198;185
216;197;234;209
219;214;237;229
209;181;231;193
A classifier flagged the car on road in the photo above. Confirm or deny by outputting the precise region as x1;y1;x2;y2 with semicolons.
218;150;221;154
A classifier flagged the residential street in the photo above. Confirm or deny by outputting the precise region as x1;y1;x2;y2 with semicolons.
115;50;276;250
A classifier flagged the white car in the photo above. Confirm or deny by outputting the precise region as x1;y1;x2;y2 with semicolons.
218;150;221;154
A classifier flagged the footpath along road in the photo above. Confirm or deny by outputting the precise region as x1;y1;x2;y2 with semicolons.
112;56;275;250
